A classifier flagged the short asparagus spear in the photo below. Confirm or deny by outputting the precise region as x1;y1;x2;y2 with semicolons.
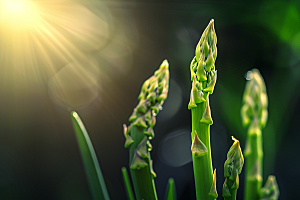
222;136;244;200
259;175;279;200
241;69;268;200
189;19;218;200
123;60;169;200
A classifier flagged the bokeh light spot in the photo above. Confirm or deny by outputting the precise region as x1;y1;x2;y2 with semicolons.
48;58;100;110
157;79;182;122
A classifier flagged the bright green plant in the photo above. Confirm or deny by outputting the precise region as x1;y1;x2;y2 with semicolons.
164;178;176;200
241;69;279;200
68;20;280;200
71;111;110;200
222;136;244;200
188;19;218;200
123;60;170;200
121;167;135;200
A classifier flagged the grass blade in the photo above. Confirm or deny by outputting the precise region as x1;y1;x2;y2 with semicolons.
71;111;110;200
122;167;135;200
164;178;177;200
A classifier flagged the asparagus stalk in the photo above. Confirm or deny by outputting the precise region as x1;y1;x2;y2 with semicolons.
241;69;268;200
189;19;218;200
222;136;244;200
259;175;279;200
123;60;170;200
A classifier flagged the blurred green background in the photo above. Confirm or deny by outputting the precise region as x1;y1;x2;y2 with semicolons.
0;0;299;199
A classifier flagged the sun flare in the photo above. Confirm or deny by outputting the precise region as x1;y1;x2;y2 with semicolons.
0;0;40;29
0;0;137;110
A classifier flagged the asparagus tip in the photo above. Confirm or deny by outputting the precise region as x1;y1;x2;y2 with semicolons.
160;59;169;69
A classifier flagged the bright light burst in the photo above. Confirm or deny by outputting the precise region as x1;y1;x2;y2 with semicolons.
0;0;113;107
0;0;40;29
0;0;139;109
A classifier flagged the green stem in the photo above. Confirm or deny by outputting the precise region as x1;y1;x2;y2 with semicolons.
222;136;244;200
124;60;169;200
189;19;218;200
224;179;237;200
241;69;267;200
129;126;157;200
191;98;214;200
244;129;263;200
121;167;135;200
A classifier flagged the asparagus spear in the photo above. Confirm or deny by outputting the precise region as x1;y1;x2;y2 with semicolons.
123;60;169;200
222;136;244;200
188;19;218;200
259;175;279;200
241;69;268;200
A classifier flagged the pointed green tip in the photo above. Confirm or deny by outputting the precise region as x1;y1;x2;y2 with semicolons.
191;131;208;157
209;169;218;198
124;136;134;148
160;59;169;70
165;178;177;200
242;68;268;130
260;175;279;200
71;111;86;132
130;150;148;170
71;111;79;119
200;98;213;125
228;136;244;173
222;178;231;197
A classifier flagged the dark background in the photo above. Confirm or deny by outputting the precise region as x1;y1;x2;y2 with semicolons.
0;0;299;199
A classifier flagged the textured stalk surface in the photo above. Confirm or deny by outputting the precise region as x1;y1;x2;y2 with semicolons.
123;60;169;200
189;19;218;200
241;69;273;200
71;111;110;200
222;136;244;200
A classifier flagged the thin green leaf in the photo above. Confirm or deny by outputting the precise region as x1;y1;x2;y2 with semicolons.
71;111;110;200
122;167;135;200
164;178;177;200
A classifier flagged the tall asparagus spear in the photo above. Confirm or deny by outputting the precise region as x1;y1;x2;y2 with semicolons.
123;60;169;200
222;136;244;200
189;19;218;200
241;69;268;200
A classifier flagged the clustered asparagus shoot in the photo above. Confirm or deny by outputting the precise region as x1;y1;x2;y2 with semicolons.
68;19;280;200
123;60;170;200
188;19;218;200
241;69;279;200
222;136;244;200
